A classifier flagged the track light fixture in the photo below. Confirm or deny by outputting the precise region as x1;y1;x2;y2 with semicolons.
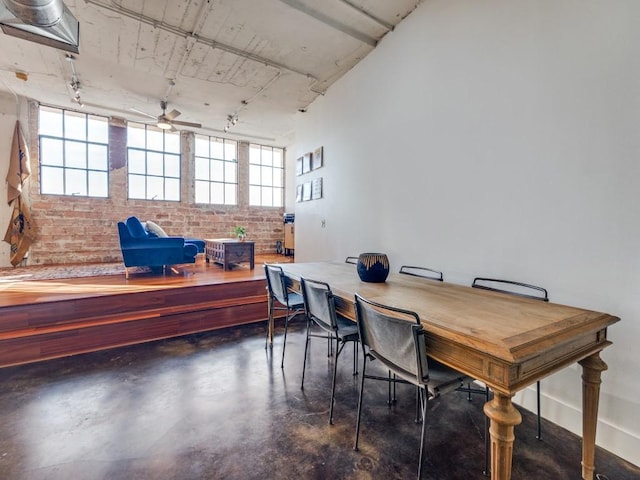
65;54;83;107
224;114;239;133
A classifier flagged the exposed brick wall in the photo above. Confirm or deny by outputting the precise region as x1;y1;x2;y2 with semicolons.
25;103;284;265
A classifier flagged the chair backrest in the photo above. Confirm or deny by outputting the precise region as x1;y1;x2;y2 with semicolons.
354;293;428;386
264;264;291;305
300;278;338;333
399;265;443;282
345;256;358;264
472;277;549;302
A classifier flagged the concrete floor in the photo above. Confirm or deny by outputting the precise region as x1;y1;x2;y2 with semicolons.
0;321;638;480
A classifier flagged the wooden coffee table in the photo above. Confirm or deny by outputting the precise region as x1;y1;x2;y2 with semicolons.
205;239;255;271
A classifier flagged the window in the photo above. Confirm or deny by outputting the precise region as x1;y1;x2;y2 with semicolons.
249;144;284;207
194;135;237;205
127;122;180;201
38;106;109;197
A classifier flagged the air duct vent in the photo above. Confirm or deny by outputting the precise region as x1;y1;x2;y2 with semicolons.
0;0;79;53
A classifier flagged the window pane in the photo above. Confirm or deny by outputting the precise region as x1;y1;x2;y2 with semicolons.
164;154;180;178
195;136;209;157
128;150;146;174
40;138;63;166
211;183;224;204
249;185;260;205
195;180;209;203
39;107;62;137
249;144;261;163
88;144;108;170
65;140;87;169
66;169;87;196
211;139;224;159
273;148;283;168
225;161;237;183
127;124;146;148
64;111;86;141
147;127;163;151
165;131;180;154
249;164;260;184
147;176;164;200
87;116;108;143
147;151;163;176
128;174;146;199
261;166;273;186
225;184;237;205
211;159;224;182
273;169;283;188
261;186;273;206
262;148;273;166
273;187;283;207
224;141;237;160
165;178;180;201
88;171;108;197
195;157;209;180
40;166;64;194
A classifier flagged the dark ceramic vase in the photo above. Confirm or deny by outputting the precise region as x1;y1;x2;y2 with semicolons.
356;253;390;283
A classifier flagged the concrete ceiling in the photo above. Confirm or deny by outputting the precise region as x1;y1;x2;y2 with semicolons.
0;0;420;145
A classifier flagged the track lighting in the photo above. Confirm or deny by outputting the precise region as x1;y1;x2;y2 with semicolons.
224;114;239;133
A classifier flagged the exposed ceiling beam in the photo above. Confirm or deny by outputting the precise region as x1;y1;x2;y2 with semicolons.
337;0;395;31
277;0;377;47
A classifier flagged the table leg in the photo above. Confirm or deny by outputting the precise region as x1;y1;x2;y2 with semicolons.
483;392;522;480
267;293;274;346
579;352;607;480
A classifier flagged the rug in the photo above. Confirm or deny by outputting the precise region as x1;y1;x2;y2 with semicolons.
0;262;129;281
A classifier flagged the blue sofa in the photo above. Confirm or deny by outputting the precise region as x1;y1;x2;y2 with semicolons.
117;216;203;272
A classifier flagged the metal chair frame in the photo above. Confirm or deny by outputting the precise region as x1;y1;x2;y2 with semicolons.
472;277;549;441
300;277;359;424
398;265;444;282
353;293;471;479
264;264;306;368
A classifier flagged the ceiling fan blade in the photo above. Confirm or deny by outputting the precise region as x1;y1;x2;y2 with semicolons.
165;109;181;120
129;107;157;120
171;120;202;128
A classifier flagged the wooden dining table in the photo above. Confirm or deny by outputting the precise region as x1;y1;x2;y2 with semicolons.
270;262;620;480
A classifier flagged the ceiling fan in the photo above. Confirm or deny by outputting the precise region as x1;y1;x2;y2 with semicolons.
131;101;202;130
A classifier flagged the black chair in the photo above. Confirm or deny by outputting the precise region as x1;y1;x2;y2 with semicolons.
472;277;548;440
353;293;471;479
264;264;306;368
399;265;443;282
345;256;358;264
300;277;359;424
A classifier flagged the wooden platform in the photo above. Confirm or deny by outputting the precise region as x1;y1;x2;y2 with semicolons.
0;255;292;368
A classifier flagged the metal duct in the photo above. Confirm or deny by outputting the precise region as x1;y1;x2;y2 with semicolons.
0;0;79;53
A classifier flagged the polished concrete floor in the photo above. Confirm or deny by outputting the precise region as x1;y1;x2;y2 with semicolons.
0;320;638;480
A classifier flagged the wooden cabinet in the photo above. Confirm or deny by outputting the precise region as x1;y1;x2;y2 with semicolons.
284;224;294;255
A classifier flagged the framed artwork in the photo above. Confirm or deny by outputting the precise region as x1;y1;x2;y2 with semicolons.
312;146;323;170
296;157;303;176
296;184;303;202
312;177;323;200
302;181;312;201
302;153;312;174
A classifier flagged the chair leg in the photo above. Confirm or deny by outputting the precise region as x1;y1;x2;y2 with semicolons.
536;380;542;440
483;386;490;477
352;341;358;375
354;353;368;451
265;299;274;349
280;308;291;369
417;387;427;480
329;338;343;425
301;319;312;390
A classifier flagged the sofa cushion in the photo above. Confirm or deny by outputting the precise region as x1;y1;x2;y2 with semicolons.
146;220;168;238
126;216;148;238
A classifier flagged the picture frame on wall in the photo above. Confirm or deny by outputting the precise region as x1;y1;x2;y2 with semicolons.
302;181;312;201
302;153;312;173
312;177;323;200
296;184;303;202
296;157;303;176
312;146;323;170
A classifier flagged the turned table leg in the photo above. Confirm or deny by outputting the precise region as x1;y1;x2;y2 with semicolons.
484;392;522;480
266;293;274;346
579;352;608;480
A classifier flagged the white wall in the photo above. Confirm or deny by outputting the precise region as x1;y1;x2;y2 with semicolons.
291;0;640;467
0;91;29;268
